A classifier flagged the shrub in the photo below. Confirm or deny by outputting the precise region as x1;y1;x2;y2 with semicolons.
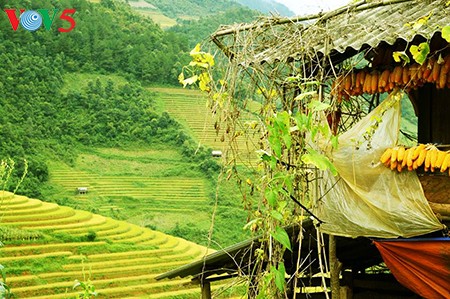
84;231;97;242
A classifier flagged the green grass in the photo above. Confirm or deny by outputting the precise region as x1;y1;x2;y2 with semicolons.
61;73;129;94
42;144;219;245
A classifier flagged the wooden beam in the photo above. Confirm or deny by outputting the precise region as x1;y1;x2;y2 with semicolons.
201;281;211;299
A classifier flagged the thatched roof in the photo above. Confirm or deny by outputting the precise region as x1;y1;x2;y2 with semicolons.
211;0;449;66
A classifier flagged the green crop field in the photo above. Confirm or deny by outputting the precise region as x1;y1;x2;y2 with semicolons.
152;87;261;165
40;85;255;248
43;146;214;237
0;191;245;298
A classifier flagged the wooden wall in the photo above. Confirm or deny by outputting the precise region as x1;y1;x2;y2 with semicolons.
409;84;450;145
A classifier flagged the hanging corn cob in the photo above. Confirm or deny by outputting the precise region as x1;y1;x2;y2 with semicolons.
380;144;450;174
331;54;450;102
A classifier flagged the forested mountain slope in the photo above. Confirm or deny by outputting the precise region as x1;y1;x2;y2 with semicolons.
236;0;294;16
140;0;292;20
169;7;260;48
0;0;192;196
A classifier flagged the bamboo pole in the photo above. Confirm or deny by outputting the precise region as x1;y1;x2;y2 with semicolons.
329;235;343;299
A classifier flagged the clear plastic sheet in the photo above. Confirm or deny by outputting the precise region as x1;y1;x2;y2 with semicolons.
314;95;444;238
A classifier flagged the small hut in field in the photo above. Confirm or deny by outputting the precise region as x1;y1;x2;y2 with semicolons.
158;1;450;298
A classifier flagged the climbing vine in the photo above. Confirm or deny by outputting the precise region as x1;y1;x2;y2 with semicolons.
179;43;340;297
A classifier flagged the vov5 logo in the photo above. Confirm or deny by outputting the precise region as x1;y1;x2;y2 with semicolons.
4;8;76;32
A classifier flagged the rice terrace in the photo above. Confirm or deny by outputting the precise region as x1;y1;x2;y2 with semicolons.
3;0;448;298
0;87;249;298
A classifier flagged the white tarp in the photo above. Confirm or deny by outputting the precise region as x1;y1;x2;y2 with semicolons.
314;92;444;238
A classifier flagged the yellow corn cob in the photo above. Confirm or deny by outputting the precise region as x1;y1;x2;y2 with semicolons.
391;147;398;163
407;146;415;167
440;153;450;172
380;148;392;164
390;159;398;170
413;159;419;170
401;148;409;168
412;143;426;160
430;149;438;171
397;146;405;162
425;149;433;169
416;148;428;167
435;150;446;168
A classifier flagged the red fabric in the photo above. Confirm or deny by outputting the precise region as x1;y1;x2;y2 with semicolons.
374;239;450;299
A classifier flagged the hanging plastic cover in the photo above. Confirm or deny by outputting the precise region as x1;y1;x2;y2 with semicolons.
314;91;444;238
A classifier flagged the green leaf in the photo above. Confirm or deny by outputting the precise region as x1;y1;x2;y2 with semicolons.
271;227;292;251
283;175;293;193
294;91;316;101
331;135;339;149
257;150;272;162
319;123;331;138
282;134;292;149
300;80;320;88
265;188;277;207
274;263;286;292
270;210;284;221
442;26;450;43
308;100;330;112
301;148;338;176
294;113;309;131
269;135;282;158
270;156;277;170
410;42;430;65
392;51;410;65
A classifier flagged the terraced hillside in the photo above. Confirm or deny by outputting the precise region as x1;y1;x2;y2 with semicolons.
45;147;214;236
127;0;178;28
153;87;260;165
0;191;244;298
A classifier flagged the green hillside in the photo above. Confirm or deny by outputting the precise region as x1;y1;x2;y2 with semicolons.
41;142;251;248
0;191;246;298
168;7;260;48
0;0;192;197
153;87;260;164
142;0;242;20
0;0;258;296
235;0;294;16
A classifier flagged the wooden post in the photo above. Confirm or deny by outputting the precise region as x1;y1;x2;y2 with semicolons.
329;234;343;299
201;280;211;299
